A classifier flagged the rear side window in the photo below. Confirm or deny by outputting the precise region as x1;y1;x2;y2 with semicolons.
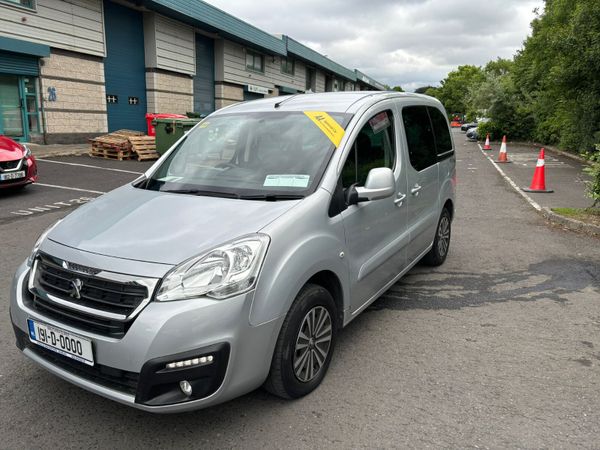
427;106;453;158
341;110;395;188
402;105;436;171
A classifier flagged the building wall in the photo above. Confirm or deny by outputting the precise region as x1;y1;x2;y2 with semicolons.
219;40;307;92
0;0;105;57
144;12;195;76
315;70;326;93
40;49;107;143
146;70;193;114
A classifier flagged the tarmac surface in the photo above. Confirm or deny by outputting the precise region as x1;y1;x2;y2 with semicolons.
479;141;593;209
0;134;599;448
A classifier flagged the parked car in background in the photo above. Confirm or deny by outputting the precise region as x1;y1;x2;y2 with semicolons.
466;127;479;141
461;122;478;132
11;92;456;412
0;136;37;190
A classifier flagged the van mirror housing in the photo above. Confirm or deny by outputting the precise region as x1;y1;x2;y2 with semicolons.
347;167;395;205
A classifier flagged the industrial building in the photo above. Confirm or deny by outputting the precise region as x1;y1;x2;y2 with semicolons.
0;0;385;144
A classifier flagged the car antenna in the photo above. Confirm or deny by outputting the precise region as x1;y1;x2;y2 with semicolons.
274;93;301;109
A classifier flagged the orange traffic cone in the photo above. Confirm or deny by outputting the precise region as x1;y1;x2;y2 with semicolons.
483;133;492;150
522;148;554;193
496;136;510;163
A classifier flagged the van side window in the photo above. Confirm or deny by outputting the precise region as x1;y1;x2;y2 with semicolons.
427;106;453;158
341;110;395;188
402;105;436;171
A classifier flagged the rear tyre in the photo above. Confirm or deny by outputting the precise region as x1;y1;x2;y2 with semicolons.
264;284;338;399
423;208;451;266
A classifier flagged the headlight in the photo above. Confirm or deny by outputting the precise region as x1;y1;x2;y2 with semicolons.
22;145;32;158
27;220;62;266
156;234;270;301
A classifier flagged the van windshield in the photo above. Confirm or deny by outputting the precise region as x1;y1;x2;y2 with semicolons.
142;111;353;199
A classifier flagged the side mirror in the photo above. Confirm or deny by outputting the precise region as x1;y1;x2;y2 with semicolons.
346;167;395;205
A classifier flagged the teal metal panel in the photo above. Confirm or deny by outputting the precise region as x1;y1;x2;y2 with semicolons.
193;34;215;115
285;36;356;81
0;51;39;76
103;0;147;131
0;36;50;58
143;0;286;56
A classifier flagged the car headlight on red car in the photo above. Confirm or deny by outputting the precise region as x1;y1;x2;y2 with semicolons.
22;145;32;158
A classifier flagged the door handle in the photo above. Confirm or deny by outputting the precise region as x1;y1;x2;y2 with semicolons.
394;193;406;205
411;184;422;195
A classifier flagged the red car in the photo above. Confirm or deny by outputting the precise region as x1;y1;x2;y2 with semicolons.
0;135;38;189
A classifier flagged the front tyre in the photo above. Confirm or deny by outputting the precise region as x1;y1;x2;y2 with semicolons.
264;284;338;399
423;208;451;266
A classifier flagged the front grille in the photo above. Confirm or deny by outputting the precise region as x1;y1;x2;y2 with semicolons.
32;294;129;337
29;254;156;337
36;255;149;317
0;159;22;171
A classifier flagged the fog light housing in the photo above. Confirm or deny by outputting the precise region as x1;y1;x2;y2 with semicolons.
180;380;193;396
136;343;230;406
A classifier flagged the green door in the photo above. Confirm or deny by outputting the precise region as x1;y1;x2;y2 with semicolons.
0;74;25;140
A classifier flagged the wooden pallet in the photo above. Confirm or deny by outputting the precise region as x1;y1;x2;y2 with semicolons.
112;129;145;137
89;146;134;161
128;135;159;161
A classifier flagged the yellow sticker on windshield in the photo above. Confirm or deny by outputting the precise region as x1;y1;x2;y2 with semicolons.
303;111;345;147
198;121;210;128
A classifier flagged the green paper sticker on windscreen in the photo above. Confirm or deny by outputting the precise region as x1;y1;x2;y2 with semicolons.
264;174;310;188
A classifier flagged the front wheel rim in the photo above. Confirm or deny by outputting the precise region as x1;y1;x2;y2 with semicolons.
437;215;450;257
293;306;332;383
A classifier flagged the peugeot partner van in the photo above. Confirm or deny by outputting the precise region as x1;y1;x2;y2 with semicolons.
11;92;456;412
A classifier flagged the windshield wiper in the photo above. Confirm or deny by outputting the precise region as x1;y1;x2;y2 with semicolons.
161;189;240;199
239;194;305;201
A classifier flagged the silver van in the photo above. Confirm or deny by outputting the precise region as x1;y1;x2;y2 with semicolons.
11;92;455;412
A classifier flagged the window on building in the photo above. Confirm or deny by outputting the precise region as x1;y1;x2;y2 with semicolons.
2;0;35;8
245;50;264;73
281;57;295;75
342;110;395;188
402;105;437;172
427;106;453;159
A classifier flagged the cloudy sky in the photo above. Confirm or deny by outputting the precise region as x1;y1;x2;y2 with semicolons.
204;0;544;91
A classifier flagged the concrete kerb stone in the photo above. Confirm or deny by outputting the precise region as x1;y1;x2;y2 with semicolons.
29;145;90;159
477;142;600;238
540;207;600;238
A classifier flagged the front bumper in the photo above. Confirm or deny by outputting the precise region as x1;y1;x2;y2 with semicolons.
0;156;37;188
10;262;283;413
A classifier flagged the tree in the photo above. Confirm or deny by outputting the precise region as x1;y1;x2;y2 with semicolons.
414;86;436;94
513;0;600;153
434;65;485;114
392;86;404;92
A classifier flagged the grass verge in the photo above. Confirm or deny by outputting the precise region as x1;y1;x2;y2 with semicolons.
552;207;600;227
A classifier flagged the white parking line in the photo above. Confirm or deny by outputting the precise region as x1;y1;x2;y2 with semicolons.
10;197;96;216
478;143;542;212
36;183;106;195
37;158;143;175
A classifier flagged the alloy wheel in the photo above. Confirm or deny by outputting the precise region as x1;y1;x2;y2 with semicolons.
293;306;332;383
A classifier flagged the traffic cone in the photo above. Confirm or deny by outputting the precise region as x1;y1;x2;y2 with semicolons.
496;136;510;163
522;148;554;193
483;134;492;150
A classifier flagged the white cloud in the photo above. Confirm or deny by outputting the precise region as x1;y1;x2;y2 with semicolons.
204;0;543;91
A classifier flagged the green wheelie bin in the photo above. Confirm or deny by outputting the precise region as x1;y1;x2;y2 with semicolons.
153;117;202;155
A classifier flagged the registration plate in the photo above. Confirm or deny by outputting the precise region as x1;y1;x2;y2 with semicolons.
0;170;25;181
27;319;94;366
